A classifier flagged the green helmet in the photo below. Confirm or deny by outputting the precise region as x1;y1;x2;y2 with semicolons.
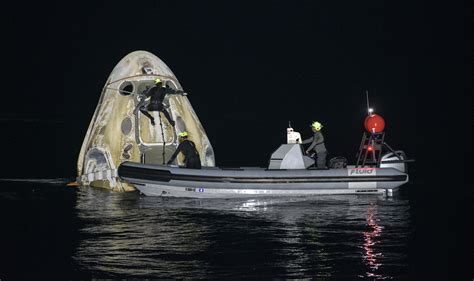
311;121;323;131
178;131;188;138
154;78;162;84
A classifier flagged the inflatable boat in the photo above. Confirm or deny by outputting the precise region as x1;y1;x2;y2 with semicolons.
118;142;410;198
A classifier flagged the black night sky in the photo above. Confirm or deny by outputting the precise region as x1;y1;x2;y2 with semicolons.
1;0;472;276
4;1;470;173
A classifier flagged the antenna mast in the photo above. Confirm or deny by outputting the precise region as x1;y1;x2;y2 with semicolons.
366;90;370;115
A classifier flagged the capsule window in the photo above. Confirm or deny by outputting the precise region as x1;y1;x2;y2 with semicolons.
165;80;178;89
121;117;132;135
119;81;134;96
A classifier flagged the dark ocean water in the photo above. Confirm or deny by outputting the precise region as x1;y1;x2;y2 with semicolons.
0;179;471;280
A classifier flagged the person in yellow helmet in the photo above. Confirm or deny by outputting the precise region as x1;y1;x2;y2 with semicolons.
136;78;186;127
302;121;327;169
166;131;201;169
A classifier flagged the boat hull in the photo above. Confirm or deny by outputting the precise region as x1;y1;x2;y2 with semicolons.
118;162;408;198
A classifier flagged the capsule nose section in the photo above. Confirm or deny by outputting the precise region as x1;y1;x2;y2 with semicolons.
77;51;215;191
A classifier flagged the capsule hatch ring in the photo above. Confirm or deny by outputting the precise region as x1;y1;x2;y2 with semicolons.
119;81;134;96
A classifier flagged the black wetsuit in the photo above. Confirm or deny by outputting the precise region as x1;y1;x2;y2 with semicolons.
167;140;201;169
302;131;327;169
138;85;183;126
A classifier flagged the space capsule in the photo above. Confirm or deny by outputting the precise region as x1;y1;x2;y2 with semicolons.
77;51;215;191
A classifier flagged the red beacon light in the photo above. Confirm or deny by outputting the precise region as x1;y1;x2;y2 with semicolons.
356;94;403;168
364;109;385;133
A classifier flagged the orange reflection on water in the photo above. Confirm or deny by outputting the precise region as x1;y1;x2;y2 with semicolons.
363;203;384;279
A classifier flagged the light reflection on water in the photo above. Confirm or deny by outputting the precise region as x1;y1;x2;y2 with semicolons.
73;187;411;279
362;203;385;279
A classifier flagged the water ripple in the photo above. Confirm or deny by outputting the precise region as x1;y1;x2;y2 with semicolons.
70;187;412;278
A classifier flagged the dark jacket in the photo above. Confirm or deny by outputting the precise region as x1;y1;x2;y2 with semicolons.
302;131;327;153
167;140;201;167
145;85;183;105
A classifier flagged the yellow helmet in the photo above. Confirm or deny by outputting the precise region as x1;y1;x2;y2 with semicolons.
178;131;188;138
154;78;162;84
311;121;323;131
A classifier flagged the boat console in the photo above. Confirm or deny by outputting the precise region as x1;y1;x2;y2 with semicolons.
268;144;315;170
